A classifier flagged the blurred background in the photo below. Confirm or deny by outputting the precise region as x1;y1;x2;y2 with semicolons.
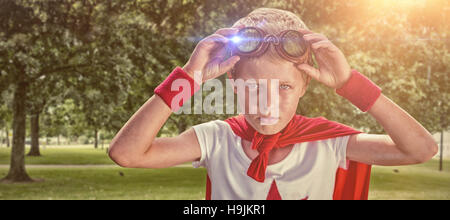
0;0;448;200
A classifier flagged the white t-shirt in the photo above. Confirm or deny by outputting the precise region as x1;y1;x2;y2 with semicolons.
192;119;350;200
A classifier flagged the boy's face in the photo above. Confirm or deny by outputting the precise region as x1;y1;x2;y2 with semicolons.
232;56;307;135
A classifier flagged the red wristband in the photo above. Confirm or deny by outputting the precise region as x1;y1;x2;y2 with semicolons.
154;67;201;112
335;69;382;112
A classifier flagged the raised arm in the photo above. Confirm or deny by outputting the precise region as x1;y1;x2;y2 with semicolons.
108;94;201;168
108;27;241;168
295;28;437;166
346;94;438;166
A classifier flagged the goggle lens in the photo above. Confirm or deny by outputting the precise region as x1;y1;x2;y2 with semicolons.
235;28;262;53
282;31;307;57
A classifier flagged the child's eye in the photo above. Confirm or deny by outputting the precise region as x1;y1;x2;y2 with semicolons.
280;84;291;90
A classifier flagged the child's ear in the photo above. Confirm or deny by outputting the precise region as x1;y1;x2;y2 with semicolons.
300;78;311;97
226;71;233;80
305;75;312;87
300;86;307;97
300;75;311;95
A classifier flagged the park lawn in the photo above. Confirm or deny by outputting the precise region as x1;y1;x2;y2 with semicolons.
0;146;449;199
0;167;207;200
0;160;448;200
369;159;450;200
0;146;115;165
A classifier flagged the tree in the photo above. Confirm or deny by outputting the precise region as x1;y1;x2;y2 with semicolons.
0;0;447;183
0;0;89;182
0;0;135;182
0;90;12;148
25;76;54;156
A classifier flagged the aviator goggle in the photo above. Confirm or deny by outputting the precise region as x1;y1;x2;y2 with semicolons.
229;27;313;65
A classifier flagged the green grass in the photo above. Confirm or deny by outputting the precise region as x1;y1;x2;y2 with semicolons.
0;145;114;165
0;146;449;200
0;167;207;200
369;160;450;200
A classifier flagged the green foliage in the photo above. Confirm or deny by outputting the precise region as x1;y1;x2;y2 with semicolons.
0;0;448;139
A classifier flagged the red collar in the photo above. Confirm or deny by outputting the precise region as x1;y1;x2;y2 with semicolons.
217;114;372;200
225;114;362;182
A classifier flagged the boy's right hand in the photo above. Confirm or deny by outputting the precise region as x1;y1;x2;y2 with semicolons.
183;26;243;83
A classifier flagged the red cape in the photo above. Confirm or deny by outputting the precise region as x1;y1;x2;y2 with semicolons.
205;114;372;200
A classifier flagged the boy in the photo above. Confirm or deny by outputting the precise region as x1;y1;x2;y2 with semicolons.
109;8;438;200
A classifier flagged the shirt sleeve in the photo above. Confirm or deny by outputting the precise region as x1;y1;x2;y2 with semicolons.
334;135;351;170
191;120;221;168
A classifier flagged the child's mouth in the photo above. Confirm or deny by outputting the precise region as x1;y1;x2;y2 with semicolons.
259;117;279;125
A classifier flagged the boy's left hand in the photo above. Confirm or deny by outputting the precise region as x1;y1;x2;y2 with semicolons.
295;29;351;89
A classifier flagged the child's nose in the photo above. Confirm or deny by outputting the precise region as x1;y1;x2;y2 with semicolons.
258;83;279;117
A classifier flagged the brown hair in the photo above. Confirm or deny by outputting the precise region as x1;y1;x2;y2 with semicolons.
230;8;311;86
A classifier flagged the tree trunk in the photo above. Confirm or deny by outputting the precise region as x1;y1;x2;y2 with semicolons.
0;127;3;147
1;82;33;182
27;113;41;156
94;128;98;149
5;126;10;148
101;132;104;149
57;134;60;146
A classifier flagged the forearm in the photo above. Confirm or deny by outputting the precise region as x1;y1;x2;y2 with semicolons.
109;95;172;162
367;93;438;160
